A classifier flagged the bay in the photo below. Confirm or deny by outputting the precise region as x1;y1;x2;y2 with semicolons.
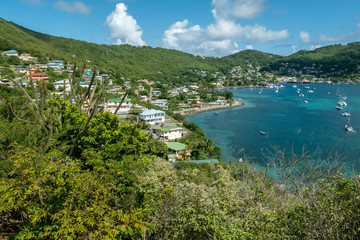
187;83;360;174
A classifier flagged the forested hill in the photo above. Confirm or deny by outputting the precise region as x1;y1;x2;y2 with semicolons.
263;42;360;78
0;17;246;81
223;49;283;67
1;17;360;80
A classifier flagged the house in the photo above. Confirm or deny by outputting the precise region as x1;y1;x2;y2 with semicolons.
105;98;132;115
0;79;14;87
151;99;168;109
171;159;219;166
153;126;184;141
166;142;188;161
19;53;37;62
15;68;30;75
46;61;64;69
54;79;71;91
29;73;49;81
139;95;148;102
3;50;18;56
139;109;165;125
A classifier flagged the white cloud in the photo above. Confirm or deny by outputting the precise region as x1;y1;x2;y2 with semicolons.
163;20;239;56
300;31;311;44
212;0;265;20
318;23;360;42
162;0;288;56
242;24;289;43
106;3;146;46
292;45;297;53
309;45;322;50
246;45;253;50
53;1;90;15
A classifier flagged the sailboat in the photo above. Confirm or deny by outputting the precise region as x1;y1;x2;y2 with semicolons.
345;112;355;132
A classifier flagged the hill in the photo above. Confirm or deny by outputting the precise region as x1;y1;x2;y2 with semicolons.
223;49;283;67
0;17;278;83
263;42;360;78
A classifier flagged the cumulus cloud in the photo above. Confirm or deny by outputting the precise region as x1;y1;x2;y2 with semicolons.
163;20;239;56
53;1;90;15
309;45;322;50
162;0;288;56
106;3;146;46
212;0;265;20
292;45;297;53
314;23;360;43
246;45;253;50
300;31;311;44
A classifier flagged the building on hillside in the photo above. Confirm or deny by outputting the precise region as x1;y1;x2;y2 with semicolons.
166;142;188;161
3;50;18;56
139;95;148;102
139;109;165;125
151;99;168;109
15;68;30;75
29;73;49;81
171;159;219;166
153;126;184;141
19;53;37;62
0;78;14;87
105;97;132;115
54;79;71;91
46;61;64;69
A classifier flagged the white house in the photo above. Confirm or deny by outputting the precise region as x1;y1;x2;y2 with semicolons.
3;50;18;56
139;109;165;125
105;98;132;115
153;126;184;141
54;79;71;91
151;99;168;109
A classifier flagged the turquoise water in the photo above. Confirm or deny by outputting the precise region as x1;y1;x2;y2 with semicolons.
187;83;360;173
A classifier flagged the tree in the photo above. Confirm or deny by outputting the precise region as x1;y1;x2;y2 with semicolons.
224;90;234;100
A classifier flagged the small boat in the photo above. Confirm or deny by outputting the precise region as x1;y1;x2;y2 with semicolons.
345;123;356;132
342;112;351;117
337;101;347;106
336;105;343;110
260;131;266;135
304;100;308;103
299;93;304;97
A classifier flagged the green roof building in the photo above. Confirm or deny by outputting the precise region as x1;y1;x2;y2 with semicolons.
153;126;184;141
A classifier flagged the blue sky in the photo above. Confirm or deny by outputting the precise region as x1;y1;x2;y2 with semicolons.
2;0;360;57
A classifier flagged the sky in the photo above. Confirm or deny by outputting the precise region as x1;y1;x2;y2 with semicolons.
1;0;360;57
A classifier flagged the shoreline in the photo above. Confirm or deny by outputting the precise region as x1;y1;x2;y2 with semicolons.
175;101;243;116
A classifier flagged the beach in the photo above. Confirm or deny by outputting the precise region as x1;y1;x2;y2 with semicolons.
175;100;243;115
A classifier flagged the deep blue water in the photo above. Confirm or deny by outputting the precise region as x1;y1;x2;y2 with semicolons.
187;83;360;174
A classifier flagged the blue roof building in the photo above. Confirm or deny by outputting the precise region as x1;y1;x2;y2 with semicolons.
139;109;165;125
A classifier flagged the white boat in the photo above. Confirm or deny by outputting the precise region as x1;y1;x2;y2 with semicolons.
342;112;351;117
304;100;308;103
345;123;356;132
308;90;314;93
336;105;343;110
345;113;355;132
337;101;347;106
299;93;304;97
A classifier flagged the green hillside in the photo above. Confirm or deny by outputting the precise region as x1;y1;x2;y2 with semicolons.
223;49;283;67
0;17;277;83
264;42;360;77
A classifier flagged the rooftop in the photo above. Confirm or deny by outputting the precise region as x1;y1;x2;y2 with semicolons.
140;109;165;116
166;142;186;151
107;98;131;102
171;159;219;165
153;126;183;132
